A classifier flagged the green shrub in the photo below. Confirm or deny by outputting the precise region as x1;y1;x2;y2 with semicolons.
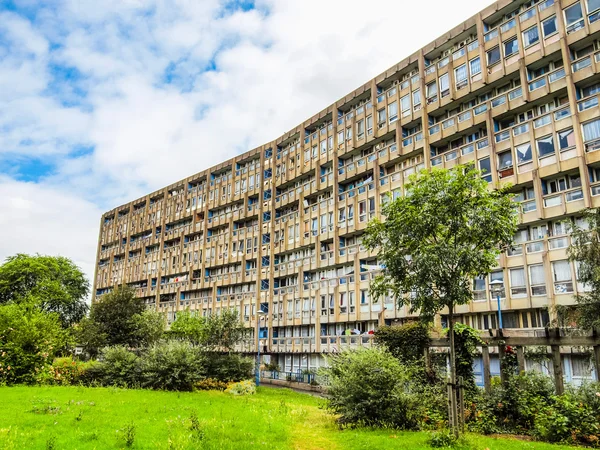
427;429;458;448
39;357;91;385
534;393;600;446
140;341;205;391
225;380;255;395
97;346;141;387
467;371;554;435
322;347;425;429
203;353;253;382
0;304;71;385
195;378;229;391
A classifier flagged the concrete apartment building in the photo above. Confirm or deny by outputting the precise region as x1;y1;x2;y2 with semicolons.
94;0;600;379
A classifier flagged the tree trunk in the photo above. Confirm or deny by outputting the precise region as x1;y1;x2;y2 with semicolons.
448;303;459;436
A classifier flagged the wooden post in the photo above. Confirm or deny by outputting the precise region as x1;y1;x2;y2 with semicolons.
593;345;600;382
482;346;491;393
516;346;526;374
458;376;465;434
498;343;507;384
551;345;564;395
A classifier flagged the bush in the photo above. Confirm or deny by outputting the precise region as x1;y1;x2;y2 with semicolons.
322;347;425;429
467;371;554;435
0;304;71;385
225;380;255;396
97;346;141;387
140;341;205;391
534;394;600;446
428;429;458;448
39;357;90;385
195;378;229;391
203;353;253;382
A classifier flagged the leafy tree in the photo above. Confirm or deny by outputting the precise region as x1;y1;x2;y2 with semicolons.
0;254;89;327
374;322;431;364
364;164;518;433
170;309;246;351
568;208;600;330
132;309;165;347
84;285;157;352
0;303;72;384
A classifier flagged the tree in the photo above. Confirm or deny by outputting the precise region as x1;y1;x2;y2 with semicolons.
568;208;600;330
0;303;72;384
364;164;518;433
170;309;246;351
85;285;151;351
0;254;89;327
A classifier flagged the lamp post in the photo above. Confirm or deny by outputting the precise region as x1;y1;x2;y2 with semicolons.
489;279;504;329
255;309;267;387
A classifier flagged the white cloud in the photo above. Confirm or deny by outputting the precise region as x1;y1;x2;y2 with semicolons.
0;0;494;283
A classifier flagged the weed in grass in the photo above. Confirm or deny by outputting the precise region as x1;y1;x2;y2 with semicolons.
118;421;136;447
45;436;56;450
79;431;99;442
189;412;205;441
29;399;62;415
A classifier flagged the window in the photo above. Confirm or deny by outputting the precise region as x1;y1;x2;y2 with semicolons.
498;151;513;169
412;89;421;107
537;135;555;158
455;64;468;88
346;127;352;140
377;108;386;126
388;101;398;123
439;73;449;97
469;57;481;76
426;81;437;99
509;268;527;297
523;26;539;47
357;119;365;138
337;130;344;146
479;157;492;182
588;0;600;14
473;276;486;301
401;95;411;114
366;115;373;135
542;16;557;37
565;2;584;32
516;142;532;164
583;119;600;143
504;38;519;57
552;260;574;293
487;46;501;65
529;264;547;295
558;128;575;150
320;140;327;154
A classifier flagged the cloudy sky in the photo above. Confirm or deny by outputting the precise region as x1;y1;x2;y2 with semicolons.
0;0;493;284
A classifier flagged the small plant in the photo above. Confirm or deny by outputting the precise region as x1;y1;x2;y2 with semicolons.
45;436;56;450
428;429;458;448
118;421;136;448
189;412;205;441
75;410;83;421
225;380;256;396
263;361;280;372
285;374;293;381
29;399;62;415
194;378;229;391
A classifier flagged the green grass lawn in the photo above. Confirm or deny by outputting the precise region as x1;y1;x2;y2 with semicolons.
0;385;582;449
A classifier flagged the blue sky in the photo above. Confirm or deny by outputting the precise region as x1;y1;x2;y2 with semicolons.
0;0;494;285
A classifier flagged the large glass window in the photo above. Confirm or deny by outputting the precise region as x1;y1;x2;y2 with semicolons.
426;81;437;99
487;46;501;65
455;64;468;88
552;260;574;293
400;95;410;113
498;151;513;169
412;89;421;107
523;26;540;47
504;38;519;57
388;101;398;123
439;73;450;97
542;16;557;36
537;135;555;158
529;264;547;296
479;157;492;182
583;118;600;142
589;0;600;13
565;2;584;32
516;142;532;163
558;128;575;150
509;268;527;297
469;57;481;76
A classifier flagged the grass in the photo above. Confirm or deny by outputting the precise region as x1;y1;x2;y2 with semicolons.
0;385;582;450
